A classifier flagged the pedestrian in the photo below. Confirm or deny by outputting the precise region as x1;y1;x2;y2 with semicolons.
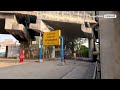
73;51;77;64
64;50;67;64
19;49;25;63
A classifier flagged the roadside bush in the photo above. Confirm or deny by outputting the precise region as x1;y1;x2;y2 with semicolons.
76;45;89;57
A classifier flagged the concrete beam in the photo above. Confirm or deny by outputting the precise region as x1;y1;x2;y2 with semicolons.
5;16;31;42
29;19;50;33
0;11;37;16
81;24;92;33
0;15;17;34
0;11;37;25
5;16;18;30
37;12;96;24
0;14;15;19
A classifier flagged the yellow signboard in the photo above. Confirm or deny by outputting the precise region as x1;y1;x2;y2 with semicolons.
43;30;61;46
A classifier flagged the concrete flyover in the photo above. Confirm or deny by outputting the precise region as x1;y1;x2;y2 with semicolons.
0;11;97;59
32;11;97;59
34;11;97;39
30;11;97;53
0;11;96;42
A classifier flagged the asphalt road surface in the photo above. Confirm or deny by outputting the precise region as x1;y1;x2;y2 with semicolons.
0;59;95;79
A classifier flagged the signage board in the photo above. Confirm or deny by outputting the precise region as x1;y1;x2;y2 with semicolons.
43;30;61;46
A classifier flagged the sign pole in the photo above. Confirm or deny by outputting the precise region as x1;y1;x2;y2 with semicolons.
59;36;64;62
39;32;43;63
42;30;64;64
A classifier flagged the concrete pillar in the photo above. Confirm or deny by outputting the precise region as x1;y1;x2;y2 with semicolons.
88;38;94;59
99;11;120;79
51;46;55;58
20;41;31;59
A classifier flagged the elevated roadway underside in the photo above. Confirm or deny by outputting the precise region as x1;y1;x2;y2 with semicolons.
43;20;92;40
0;12;37;42
0;11;93;45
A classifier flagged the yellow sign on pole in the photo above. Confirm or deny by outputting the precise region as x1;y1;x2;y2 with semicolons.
43;30;61;46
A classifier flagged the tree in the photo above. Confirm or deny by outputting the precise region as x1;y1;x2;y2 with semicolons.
73;38;88;57
73;38;87;52
65;38;87;57
78;45;89;57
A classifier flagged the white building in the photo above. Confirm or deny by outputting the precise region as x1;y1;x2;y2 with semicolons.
0;44;6;57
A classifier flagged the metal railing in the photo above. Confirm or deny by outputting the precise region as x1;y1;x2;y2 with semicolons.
93;56;101;79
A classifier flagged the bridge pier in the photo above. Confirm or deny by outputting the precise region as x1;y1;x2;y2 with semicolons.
19;40;32;59
99;11;120;79
88;38;94;59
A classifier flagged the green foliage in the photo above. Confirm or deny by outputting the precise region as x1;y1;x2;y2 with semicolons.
76;45;89;57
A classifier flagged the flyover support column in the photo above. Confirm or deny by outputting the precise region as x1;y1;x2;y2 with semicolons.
88;38;94;59
99;11;120;79
20;41;32;59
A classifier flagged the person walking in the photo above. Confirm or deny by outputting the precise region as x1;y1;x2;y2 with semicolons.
19;49;25;63
73;51;77;64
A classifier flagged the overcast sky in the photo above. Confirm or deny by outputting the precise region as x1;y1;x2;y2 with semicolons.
0;34;17;42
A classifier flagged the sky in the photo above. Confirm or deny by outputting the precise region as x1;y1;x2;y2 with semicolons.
0;34;17;42
82;39;88;48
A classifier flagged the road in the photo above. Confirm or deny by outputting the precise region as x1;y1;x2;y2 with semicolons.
0;59;95;79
